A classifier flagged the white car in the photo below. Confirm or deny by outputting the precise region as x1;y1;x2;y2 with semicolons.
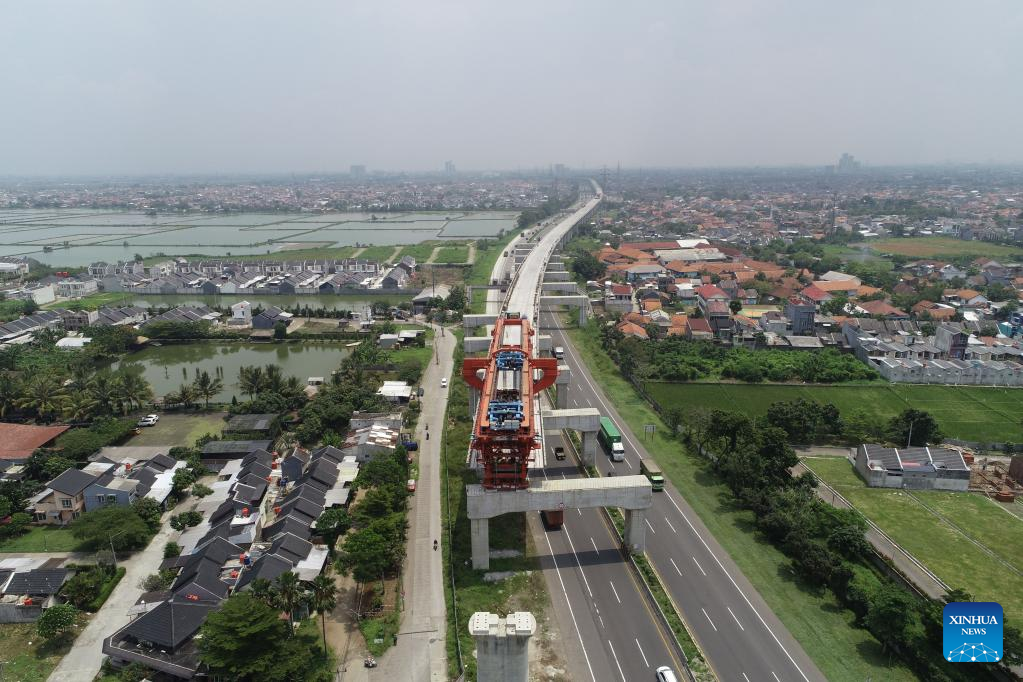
136;414;160;427
440;378;448;388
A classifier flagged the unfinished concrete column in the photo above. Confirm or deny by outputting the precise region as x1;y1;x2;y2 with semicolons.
578;304;588;327
580;429;597;468
555;382;569;409
471;517;490;570
624;508;647;554
555;364;571;409
470;612;536;682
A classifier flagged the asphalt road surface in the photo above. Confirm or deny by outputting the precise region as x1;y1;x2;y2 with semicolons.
541;309;827;682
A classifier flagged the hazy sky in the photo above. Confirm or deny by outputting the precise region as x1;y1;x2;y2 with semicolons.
1;0;1021;175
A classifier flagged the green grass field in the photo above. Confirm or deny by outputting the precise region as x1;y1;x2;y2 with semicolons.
804;457;1023;621
0;526;84;553
643;382;1023;442
869;237;1023;259
0;622;79;682
566;324;918;681
433;245;470;263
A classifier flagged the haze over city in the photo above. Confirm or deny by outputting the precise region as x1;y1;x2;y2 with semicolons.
2;0;1022;176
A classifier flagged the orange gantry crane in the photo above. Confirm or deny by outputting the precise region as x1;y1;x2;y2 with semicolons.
462;313;558;489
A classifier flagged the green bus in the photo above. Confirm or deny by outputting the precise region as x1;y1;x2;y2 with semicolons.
640;460;665;491
598;417;625;461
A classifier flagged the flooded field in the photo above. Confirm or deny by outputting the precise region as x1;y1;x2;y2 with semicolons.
0;209;518;266
109;342;352;402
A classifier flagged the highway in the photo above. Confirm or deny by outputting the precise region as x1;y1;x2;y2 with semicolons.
479;188;684;681
532;431;685;681
540;309;828;682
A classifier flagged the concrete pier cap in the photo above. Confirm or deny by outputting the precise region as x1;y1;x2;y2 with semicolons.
470;612;536;682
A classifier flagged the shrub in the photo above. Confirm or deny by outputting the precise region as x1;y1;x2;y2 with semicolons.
55;418;135;460
170;510;203;531
37;603;78;640
192;483;213;498
164;541;182;558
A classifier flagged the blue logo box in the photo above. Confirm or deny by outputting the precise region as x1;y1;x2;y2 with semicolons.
943;602;1003;663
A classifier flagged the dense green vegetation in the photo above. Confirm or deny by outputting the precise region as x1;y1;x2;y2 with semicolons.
642;382;1023;443
199;591;334;682
598;321;877;383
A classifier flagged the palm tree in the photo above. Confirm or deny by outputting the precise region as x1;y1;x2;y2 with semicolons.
238;365;265;398
310;574;338;654
282;375;303;399
192;370;223;408
177;382;199;410
263;364;285;394
274;571;303;634
118;370;153;413
248;577;276;607
0;373;21;418
62;392;99;423
18;374;66;422
87;370;119;414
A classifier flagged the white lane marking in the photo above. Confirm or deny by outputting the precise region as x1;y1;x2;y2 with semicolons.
635;638;650;668
599;615;605;628
645;518;656;534
664;516;678;533
609;580;621;604
558;321;811;680
577;508;582;516
540;517;597;681
562;525;593;598
608;639;627;682
728;606;745;631
772;673;781;682
702;608;718;632
669;557;683;576
624;456;634;469
692;556;707;576
557;311;813;678
664;494;811;682
743;674;751;682
590;537;600;555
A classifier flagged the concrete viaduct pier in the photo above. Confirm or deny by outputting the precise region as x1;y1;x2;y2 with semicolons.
466;476;652;570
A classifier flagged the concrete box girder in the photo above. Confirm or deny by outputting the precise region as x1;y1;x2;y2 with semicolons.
541;281;579;293
464;336;492;353
539;294;590;326
543;271;572;282
463;313;498;331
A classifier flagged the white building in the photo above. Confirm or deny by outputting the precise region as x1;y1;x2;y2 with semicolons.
230;300;252;324
56;278;100;298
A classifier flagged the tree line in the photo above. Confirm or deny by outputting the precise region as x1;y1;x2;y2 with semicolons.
672;403;1019;680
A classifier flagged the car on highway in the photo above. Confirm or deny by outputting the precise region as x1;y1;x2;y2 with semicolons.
440;378;448;388
136;414;160;427
655;666;679;682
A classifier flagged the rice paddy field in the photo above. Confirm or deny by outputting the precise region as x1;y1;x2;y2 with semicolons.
0;209;517;266
643;382;1023;442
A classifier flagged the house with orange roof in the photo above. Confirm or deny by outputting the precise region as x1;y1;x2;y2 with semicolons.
641;299;662;313
855;284;882;298
854;300;909;319
800;284;832;305
685;317;714;341
605;283;635;314
616;321;649;340
911;300;957;321
812;279;860;296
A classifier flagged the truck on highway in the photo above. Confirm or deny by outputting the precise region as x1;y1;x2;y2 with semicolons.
553;346;564;359
598;417;625;462
541;509;564;528
640;460;665;491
